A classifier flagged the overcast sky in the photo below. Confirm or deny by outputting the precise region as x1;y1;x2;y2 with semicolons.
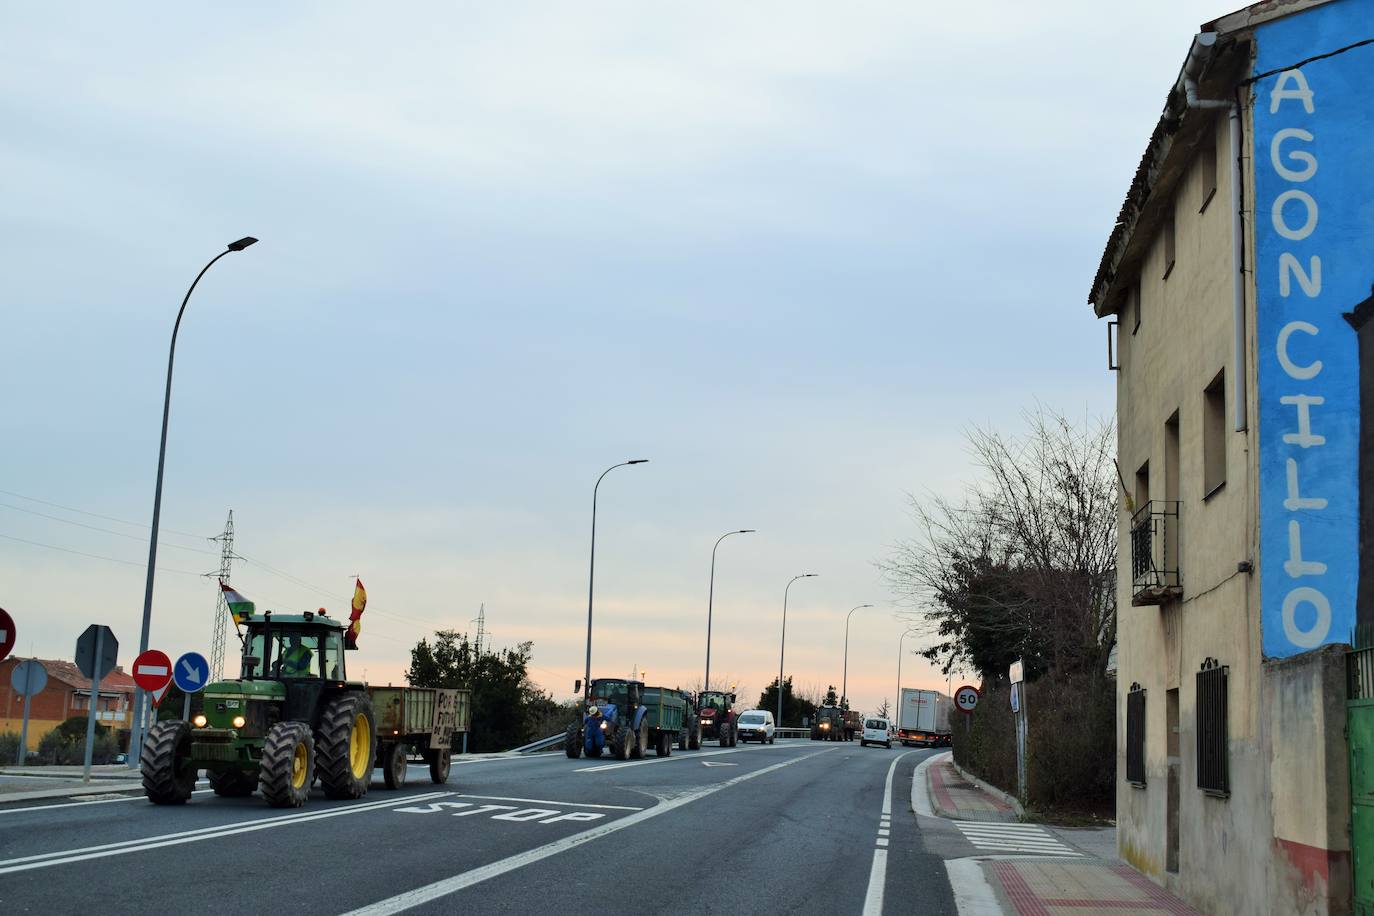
1;2;1216;714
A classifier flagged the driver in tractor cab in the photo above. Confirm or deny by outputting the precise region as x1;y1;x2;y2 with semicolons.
280;635;314;678
584;694;615;754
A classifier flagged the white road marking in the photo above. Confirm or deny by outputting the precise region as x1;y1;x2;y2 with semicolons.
944;858;1003;916
701;762;738;767
863;749;917;916
455;794;643;811
575;742;793;773
339;751;831;916
954;822;1080;856
0;791;453;874
0;788;215;817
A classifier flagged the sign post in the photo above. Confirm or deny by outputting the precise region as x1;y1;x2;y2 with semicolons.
10;659;48;765
1009;658;1026;802
75;625;119;783
173;651;210;721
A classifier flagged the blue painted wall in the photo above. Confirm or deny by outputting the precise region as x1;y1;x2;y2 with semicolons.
1254;0;1374;657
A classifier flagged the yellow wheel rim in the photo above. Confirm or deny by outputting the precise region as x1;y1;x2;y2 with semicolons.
291;742;308;790
350;712;371;779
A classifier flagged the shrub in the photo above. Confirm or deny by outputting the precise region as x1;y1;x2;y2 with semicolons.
36;721;120;765
0;731;22;764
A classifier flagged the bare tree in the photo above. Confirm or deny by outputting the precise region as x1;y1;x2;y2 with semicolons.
879;408;1117;682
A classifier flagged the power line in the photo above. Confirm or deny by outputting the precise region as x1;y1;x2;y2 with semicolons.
0;501;218;555
0;487;207;542
0;531;204;576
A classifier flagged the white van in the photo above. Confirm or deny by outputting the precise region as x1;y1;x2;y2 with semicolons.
736;709;775;743
860;716;892;749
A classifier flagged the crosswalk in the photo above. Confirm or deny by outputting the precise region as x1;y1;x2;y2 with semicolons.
954;821;1082;856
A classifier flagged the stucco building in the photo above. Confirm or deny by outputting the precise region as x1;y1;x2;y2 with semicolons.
1091;1;1373;912
0;658;136;750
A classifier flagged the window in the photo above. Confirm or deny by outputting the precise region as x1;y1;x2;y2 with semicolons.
1196;658;1229;796
1126;684;1146;787
1199;138;1218;212
1135;460;1150;509
1162;209;1176;279
1131;281;1142;334
1203;370;1227;496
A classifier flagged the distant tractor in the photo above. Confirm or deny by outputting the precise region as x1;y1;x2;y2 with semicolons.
842;709;863;741
565;678;689;759
695;690;738;747
141;609;469;808
810;705;848;741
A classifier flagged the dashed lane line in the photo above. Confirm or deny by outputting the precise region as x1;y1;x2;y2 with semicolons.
862;750;917;916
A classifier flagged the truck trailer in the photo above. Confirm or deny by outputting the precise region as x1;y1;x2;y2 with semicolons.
896;688;952;747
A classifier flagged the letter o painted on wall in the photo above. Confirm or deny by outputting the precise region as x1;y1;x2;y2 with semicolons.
1272;189;1319;241
1282;586;1332;648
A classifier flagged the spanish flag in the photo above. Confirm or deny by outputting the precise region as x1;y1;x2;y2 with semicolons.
345;578;366;649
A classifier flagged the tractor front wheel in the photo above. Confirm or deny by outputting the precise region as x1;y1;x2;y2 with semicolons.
208;767;256;797
317;693;376;800
688;727;701;751
615;727;633;761
383;742;408;789
425;747;451;784
142;720;197;805
564;724;582;759
677;729;687;751
259;722;314;808
719;724;732;748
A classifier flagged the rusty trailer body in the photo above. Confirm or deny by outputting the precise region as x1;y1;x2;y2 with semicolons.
369;685;471;789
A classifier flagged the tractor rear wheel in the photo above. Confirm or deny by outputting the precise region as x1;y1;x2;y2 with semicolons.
426;747;451;784
317;692;376;800
142;720;197;805
383;742;408;789
259;722;314;808
564;724;582;759
208;767;256;797
656;732;671;757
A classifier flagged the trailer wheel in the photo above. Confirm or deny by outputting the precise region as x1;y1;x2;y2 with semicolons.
656;732;672;757
259;722;314;808
208;767;256;797
142;720;197;805
383;741;408;789
565;724;582;759
317;692;376;800
426;747;451;784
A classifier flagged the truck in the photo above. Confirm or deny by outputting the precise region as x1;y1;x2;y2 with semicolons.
842;708;863;741
141;608;472;808
810;705;849;741
694;689;738;748
564;678;689;759
896;688;952;747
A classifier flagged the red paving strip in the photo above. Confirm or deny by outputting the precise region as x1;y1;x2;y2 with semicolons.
930;763;960;816
993;863;1199;915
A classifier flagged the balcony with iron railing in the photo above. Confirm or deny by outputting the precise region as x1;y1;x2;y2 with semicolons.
1131;500;1182;606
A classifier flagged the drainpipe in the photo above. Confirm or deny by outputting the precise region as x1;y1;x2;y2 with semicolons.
1183;31;1247;432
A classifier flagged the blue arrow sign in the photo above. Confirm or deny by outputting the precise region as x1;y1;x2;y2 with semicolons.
173;652;210;693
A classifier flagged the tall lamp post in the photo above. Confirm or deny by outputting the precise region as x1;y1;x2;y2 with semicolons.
840;603;874;709
896;628;921;715
704;529;754;693
582;459;649;702
777;573;817;726
129;236;258;763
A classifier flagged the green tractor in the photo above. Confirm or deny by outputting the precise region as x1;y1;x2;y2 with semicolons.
142;609;376;808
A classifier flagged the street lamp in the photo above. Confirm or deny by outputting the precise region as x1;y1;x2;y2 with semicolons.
897;628;921;714
704;529;755;693
582;459;649;702
840;604;874;709
129;237;258;763
777;573;817;726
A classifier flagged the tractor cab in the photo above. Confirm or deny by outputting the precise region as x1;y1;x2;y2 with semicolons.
236;611;354;727
586;678;643;718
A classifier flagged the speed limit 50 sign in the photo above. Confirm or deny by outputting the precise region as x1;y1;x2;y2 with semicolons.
954;684;980;714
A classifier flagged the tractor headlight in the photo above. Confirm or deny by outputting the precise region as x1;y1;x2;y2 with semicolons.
600;721;609;731
192;714;208;728
231;715;247;729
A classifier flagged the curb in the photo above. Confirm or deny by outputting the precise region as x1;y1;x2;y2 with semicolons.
949;758;1025;819
910;750;947;817
0;781;144;805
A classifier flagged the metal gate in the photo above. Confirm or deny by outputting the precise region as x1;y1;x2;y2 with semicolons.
1348;646;1374;915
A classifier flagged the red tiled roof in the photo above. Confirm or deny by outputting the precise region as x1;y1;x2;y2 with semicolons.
0;657;136;692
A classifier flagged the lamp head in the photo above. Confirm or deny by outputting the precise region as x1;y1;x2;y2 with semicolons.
739;529;756;534
627;459;649;465
227;237;258;251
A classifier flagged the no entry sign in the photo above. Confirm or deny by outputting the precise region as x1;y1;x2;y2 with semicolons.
954;684;980;714
133;650;173;693
0;607;15;663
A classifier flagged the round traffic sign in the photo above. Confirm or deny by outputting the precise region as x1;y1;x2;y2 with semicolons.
954;684;980;714
132;649;173;693
173;652;211;693
10;659;47;697
0;607;15;663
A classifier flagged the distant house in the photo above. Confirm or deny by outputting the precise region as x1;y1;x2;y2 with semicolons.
0;657;137;750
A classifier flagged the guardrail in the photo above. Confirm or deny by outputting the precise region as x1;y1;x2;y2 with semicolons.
774;727;810;739
511;733;566;754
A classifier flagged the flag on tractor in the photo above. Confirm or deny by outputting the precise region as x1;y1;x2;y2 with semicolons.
220;580;254;623
346;578;367;649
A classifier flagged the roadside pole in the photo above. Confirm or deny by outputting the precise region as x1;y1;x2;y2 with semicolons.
82;628;104;783
18;689;32;765
1009;658;1026;801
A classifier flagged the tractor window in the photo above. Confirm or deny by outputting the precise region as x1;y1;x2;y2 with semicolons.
272;630;321;679
701;694;727;711
321;630;345;680
243;630;271;678
592;681;628;705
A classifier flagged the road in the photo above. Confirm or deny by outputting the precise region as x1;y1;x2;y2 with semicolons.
0;741;954;916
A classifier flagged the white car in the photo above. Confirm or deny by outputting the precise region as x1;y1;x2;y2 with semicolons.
735;709;775;743
860;716;893;749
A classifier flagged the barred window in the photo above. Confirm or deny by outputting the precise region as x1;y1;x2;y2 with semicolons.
1197;658;1229;797
1126;684;1146;787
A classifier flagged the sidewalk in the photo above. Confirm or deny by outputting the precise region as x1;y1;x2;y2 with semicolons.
0;764;143;803
920;752;1198;916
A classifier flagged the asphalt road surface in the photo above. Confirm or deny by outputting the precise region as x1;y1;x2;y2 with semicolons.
0;741;953;916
